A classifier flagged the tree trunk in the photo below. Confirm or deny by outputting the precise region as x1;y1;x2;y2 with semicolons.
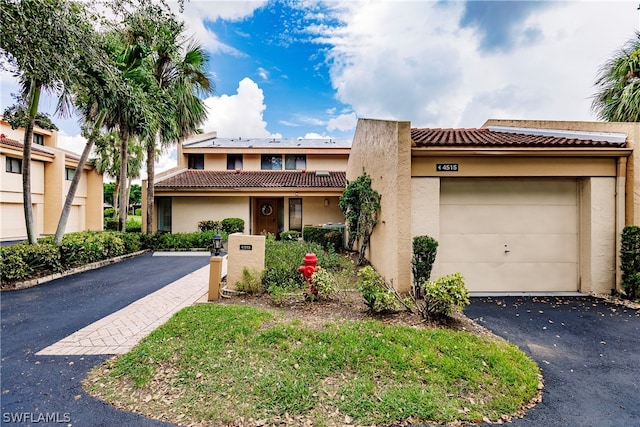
117;125;129;232
53;111;106;244
145;139;156;234
112;180;120;218
22;80;42;245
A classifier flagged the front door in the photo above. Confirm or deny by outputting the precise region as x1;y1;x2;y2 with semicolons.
255;198;279;235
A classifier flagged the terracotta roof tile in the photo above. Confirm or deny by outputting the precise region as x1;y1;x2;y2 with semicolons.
0;134;54;156
411;128;626;148
156;170;346;189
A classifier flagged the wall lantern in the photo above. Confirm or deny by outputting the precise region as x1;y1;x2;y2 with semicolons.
212;233;223;256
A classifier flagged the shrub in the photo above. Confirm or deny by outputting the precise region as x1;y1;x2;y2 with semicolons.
621;225;640;300
357;266;397;313
412;235;438;297
222;218;245;234
134;208;142;216
422;272;470;319
0;242;63;283
312;267;339;300
198;220;222;232
280;230;301;241
104;208;115;218
104;218;119;231
236;268;265;294
303;226;343;250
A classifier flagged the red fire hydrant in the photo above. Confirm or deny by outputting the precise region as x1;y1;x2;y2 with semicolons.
298;252;318;297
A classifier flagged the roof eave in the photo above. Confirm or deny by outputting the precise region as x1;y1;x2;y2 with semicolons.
411;147;633;157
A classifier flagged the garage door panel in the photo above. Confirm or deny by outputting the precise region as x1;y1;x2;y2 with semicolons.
441;205;577;234
441;179;576;206
439;178;578;293
439;233;577;263
440;262;578;292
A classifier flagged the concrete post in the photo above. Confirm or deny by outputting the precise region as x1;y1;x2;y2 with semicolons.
208;256;223;301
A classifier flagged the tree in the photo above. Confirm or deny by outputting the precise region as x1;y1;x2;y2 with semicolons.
339;172;382;265
1;0;96;243
592;32;640;122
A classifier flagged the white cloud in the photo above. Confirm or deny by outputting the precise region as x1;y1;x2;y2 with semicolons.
317;1;638;128
327;112;357;132
257;67;269;80
202;77;281;138
57;132;88;155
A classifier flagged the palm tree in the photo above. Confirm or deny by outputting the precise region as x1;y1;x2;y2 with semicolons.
592;32;640;122
1;0;95;243
146;37;213;234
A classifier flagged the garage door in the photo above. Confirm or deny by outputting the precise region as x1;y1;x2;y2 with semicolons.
439;178;578;293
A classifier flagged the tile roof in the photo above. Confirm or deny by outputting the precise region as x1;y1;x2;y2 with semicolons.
411;127;627;148
155;170;347;189
0;134;55;156
182;132;352;149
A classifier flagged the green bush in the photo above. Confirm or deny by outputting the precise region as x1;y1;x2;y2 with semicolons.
235;268;265;294
198;220;222;232
222;218;245;234
422;272;470;319
412;235;438;297
312;267;339;300
357;266;397;313
280;230;301;241
134;208;142;216
303;226;343;250
104;208;115;218
263;235;342;291
621;225;640;300
104;218;119;231
0;243;62;282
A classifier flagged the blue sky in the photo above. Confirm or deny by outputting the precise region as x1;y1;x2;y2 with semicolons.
1;0;638;174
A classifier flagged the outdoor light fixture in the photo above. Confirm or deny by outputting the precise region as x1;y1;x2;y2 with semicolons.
212;233;222;256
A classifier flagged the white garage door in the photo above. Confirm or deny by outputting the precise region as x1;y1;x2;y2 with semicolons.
439;178;578;293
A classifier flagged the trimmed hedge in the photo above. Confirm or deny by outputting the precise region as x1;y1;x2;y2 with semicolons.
303;226;343;250
222;218;244;234
621;225;640;300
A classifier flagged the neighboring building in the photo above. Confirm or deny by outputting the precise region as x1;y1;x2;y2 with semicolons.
0;117;103;241
346;118;638;295
144;132;350;235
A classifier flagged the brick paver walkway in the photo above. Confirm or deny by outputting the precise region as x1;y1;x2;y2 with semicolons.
37;255;226;356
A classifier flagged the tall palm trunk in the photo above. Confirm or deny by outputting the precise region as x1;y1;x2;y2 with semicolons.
112;180;119;217
53;110;106;244
118;124;129;231
23;79;42;245
145;138;156;234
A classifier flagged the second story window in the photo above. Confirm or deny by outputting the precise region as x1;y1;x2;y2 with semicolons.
65;167;75;181
188;154;204;170
33;134;44;145
227;154;243;170
285;154;306;170
261;154;282;170
5;157;21;174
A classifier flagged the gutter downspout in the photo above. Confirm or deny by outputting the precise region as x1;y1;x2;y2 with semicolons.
615;156;627;293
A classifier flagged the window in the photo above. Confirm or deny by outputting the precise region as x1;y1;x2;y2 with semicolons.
157;197;172;232
227;154;243;170
188;154;204;169
289;198;302;231
65;167;76;181
33;134;44;145
261;154;282;170
285;155;306;170
5;157;21;174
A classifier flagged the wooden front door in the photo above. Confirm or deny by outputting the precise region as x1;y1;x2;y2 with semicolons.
255;198;278;235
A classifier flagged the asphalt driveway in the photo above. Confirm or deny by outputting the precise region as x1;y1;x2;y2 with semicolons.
1;253;210;426
464;296;640;427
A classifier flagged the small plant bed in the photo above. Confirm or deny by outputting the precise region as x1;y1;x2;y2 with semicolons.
85;302;541;427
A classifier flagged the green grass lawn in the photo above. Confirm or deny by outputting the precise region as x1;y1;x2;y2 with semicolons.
85;304;540;426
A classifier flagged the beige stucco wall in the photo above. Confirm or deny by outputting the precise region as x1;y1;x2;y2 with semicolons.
347;118;413;292
307;155;349;171
579;177;617;294
226;233;266;290
171;196;250;233
410;178;440;281
483;119;639;226
299;196;344;228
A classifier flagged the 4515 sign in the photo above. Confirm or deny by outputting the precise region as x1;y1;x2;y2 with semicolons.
436;163;459;172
